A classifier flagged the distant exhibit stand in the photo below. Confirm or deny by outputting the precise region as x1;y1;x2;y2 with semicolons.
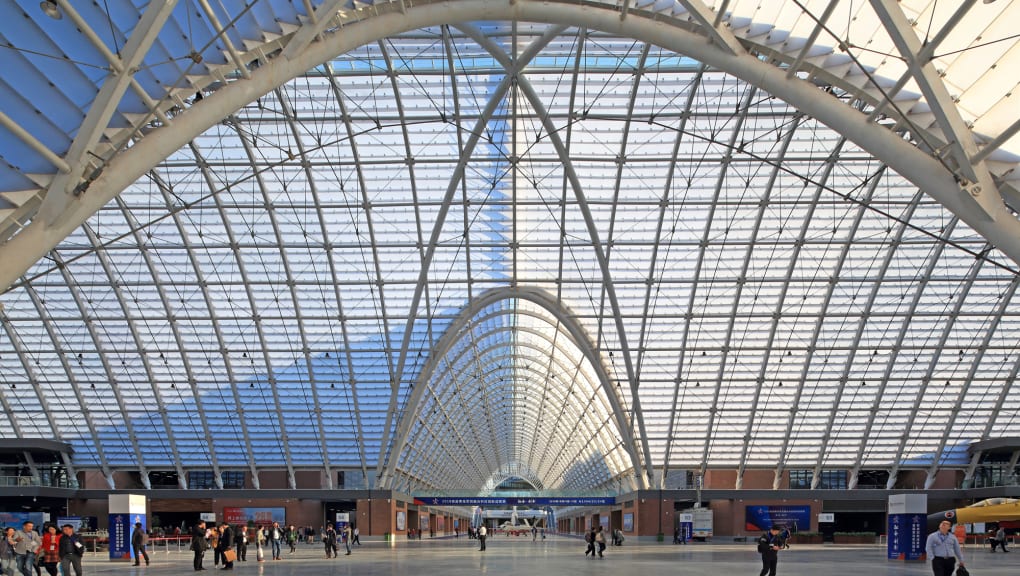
887;494;926;561
109;494;146;562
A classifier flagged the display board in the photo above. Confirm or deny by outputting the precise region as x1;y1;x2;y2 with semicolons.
745;505;810;531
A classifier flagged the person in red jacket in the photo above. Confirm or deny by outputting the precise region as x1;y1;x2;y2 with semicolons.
38;525;60;576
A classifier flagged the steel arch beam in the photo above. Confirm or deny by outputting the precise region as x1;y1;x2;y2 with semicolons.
654;62;707;487
696;85;758;479
3;0;1020;298
770;141;866;489
410;325;627;485
145;168;260;488
381;286;645;490
924;276;1020;487
417;326;629;485
459;22;653;487
18;283;111;484
79;222;187;482
188;139;295;488
868;0;997;216
112;195;216;488
36;0;179;225
395;324;620;485
230;96;333;485
51;252;150;487
376;24;565;486
3;0;1019;291
732;113;805;488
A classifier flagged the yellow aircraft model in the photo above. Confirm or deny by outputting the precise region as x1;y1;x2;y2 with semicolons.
927;498;1020;530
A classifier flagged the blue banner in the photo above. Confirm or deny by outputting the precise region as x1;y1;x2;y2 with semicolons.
414;496;615;506
888;513;926;560
109;514;132;560
745;505;810;532
0;512;45;529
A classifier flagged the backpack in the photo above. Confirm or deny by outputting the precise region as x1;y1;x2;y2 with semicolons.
585;532;593;543
757;533;771;553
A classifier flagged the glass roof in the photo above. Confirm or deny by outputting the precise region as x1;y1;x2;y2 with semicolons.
1;1;1019;492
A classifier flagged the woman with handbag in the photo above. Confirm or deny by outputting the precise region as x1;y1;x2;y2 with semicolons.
37;525;59;576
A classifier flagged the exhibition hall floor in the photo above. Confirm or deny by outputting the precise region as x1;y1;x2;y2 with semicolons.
75;536;1017;576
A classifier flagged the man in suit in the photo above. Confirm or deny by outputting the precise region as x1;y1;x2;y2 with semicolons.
190;521;208;571
217;522;234;571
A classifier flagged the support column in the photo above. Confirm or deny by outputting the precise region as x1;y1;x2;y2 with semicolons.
108;494;146;562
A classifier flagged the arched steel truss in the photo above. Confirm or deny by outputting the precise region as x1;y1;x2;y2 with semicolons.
0;1;1019;492
383;286;647;492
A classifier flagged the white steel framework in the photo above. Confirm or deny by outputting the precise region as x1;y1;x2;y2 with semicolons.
0;1;1019;492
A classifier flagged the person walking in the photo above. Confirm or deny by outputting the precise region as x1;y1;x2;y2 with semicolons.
756;525;783;576
37;526;58;576
584;527;596;558
594;526;606;559
131;522;150;567
190;521;208;571
2;527;17;576
13;521;41;576
217;522;234;571
57;525;83;576
286;525;298;554
268;522;283;560
342;525;352;556
352;526;360;546
925;520;965;576
323;526;337;558
995;526;1009;552
478;525;487;552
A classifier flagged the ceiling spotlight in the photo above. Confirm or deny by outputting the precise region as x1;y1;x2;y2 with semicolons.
39;1;62;19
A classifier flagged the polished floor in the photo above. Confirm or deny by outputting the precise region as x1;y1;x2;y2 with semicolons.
73;535;1017;576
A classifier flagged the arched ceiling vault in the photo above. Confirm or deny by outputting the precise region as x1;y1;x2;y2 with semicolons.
2;0;1020;288
384;286;646;492
0;1;1019;492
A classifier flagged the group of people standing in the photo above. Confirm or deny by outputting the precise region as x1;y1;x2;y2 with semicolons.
319;524;355;558
187;520;243;571
1;521;84;576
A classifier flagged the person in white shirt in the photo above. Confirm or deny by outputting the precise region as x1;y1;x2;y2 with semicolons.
925;520;965;576
478;525;487;552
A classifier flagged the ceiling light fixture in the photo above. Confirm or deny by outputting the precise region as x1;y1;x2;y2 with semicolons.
39;1;62;19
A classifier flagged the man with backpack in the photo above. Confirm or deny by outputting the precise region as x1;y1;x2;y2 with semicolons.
757;525;784;576
584;527;596;558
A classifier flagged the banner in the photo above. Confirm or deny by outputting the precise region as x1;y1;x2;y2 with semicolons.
108;514;132;560
222;507;285;526
396;511;406;531
745;505;810;532
888;513;926;560
623;513;633;532
0;512;45;529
